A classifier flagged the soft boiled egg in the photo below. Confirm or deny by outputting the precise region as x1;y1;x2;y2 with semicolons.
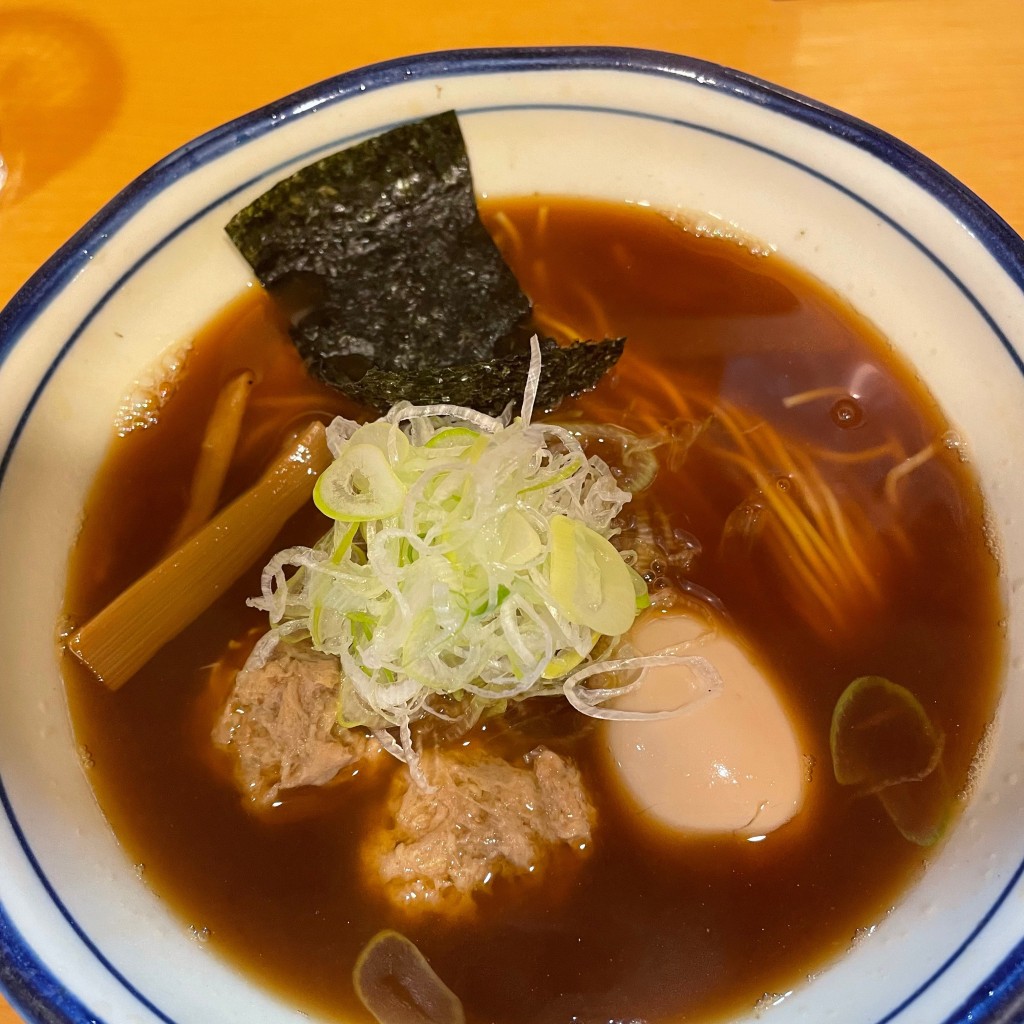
603;610;808;839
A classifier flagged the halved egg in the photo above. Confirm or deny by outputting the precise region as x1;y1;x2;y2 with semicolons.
603;610;808;839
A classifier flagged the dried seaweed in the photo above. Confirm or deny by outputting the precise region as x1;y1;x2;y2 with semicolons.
343;335;624;417
225;111;623;414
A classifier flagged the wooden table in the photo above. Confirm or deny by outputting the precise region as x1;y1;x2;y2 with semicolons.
1;0;1021;1019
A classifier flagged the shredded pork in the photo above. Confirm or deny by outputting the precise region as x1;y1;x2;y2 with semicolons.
365;746;593;910
213;648;595;905
213;647;379;806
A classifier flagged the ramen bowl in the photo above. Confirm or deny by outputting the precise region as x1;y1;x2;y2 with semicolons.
1;47;1023;1024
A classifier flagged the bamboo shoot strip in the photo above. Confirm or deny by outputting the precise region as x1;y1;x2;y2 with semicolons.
166;369;255;550
69;421;330;691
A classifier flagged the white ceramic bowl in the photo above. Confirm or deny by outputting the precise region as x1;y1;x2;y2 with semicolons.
2;47;1023;1024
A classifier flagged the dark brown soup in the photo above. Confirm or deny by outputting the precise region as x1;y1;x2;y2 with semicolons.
62;197;1003;1024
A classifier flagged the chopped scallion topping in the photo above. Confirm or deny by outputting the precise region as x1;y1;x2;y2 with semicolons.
247;341;646;763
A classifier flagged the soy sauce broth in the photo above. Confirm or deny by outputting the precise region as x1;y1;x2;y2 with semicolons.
62;197;1003;1023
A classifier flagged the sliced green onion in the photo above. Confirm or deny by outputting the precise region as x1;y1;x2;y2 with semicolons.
831;675;949;846
314;443;407;522
549;514;637;636
354;929;464;1024
830;675;944;791
249;356;642;764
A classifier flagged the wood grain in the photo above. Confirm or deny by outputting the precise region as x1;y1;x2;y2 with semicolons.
1;0;1021;1020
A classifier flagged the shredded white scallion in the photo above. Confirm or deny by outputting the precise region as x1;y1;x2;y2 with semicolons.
245;337;695;759
563;653;722;721
520;334;543;426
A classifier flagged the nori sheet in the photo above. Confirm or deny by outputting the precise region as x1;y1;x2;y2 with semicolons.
347;335;626;417
225;111;623;415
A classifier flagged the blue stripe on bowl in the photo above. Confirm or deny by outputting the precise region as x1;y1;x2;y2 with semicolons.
1;46;1022;1024
0;902;103;1024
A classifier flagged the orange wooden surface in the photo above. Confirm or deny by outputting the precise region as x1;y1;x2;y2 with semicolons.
1;0;1022;1019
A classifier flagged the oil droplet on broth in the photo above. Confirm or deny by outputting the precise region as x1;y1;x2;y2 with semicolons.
830;396;864;429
